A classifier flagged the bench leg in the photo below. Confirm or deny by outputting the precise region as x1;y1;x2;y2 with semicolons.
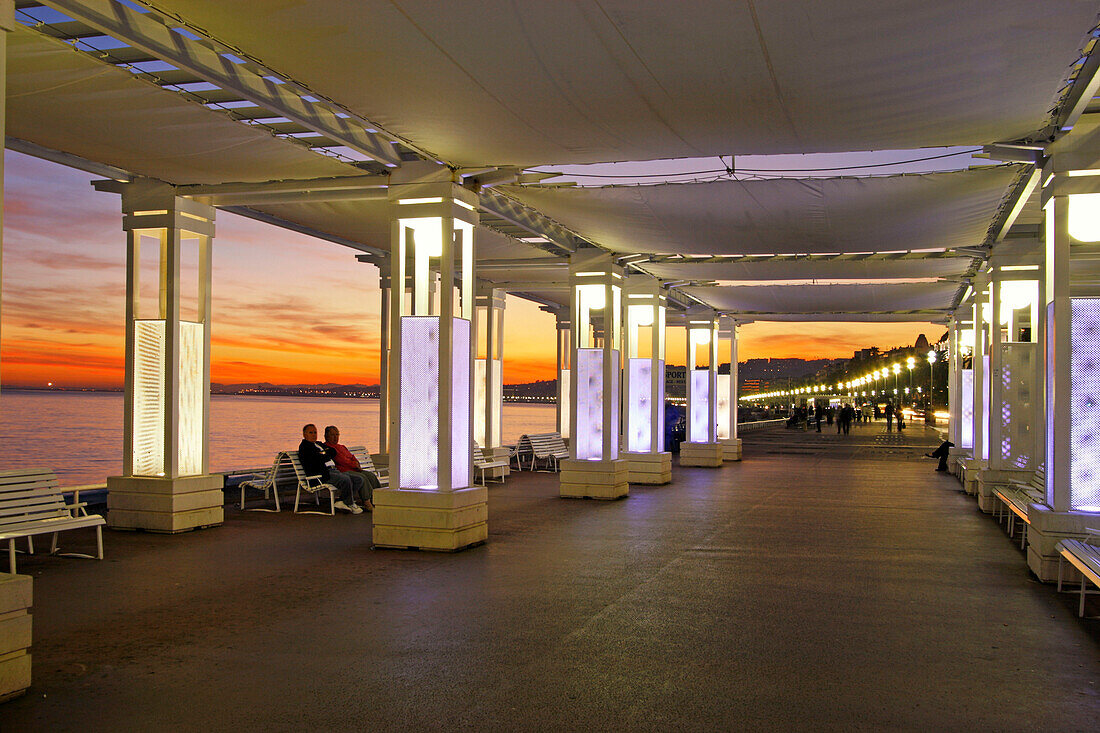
50;532;59;554
1081;578;1088;617
1058;555;1064;592
96;526;103;560
26;536;34;556
8;540;14;574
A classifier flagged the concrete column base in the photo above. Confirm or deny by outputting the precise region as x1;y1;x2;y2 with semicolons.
624;452;672;485
106;475;224;533
560;458;629;499
1026;506;1100;582
957;458;986;496
976;469;1034;513
948;448;969;479
0;574;32;703
372;486;488;552
720;438;742;461
679;442;724;467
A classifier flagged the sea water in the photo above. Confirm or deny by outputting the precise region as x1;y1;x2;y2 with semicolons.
0;390;557;486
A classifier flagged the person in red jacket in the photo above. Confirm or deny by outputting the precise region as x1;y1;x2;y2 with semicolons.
324;426;378;512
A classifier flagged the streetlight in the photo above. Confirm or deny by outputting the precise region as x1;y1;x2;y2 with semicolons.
906;356;915;392
892;363;901;394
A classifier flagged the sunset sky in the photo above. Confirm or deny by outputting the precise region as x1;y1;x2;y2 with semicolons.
1;150;938;389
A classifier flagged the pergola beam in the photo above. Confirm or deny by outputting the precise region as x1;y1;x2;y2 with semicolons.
40;0;403;167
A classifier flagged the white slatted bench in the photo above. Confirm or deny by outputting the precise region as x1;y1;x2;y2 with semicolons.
285;451;341;515
1057;529;1100;617
238;452;290;512
0;468;104;574
510;436;533;470
473;443;509;484
992;471;1045;550
346;446;390;488
528;432;569;472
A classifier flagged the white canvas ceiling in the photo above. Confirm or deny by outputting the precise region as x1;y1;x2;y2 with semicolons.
501;167;1020;256
8;1;1098;321
6;26;357;184
148;0;1099;167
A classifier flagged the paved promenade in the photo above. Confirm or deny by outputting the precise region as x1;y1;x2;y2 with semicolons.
4;421;1098;730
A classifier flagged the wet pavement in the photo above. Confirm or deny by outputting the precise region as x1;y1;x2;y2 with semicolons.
3;420;1098;731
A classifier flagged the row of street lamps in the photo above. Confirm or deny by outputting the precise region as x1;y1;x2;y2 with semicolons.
742;350;938;403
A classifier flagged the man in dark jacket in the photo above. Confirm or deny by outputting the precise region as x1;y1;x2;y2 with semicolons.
298;423;365;514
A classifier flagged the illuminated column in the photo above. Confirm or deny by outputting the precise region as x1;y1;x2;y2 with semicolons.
377;259;392;461
373;172;486;551
1021;166;1100;579
560;252;628;499
680;310;723;467
0;3;10;401
946;316;968;475
475;286;508;470
976;249;1043;512
106;181;223;532
718;317;742;461
553;309;572;439
960;274;990;495
621;279;670;485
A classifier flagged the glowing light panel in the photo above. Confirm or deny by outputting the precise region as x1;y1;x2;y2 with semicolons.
1068;192;1100;242
132;320;165;476
960;368;974;450
1070;299;1100;510
627;358;652;453
689;369;711;443
399;316;439;488
717;374;731;440
576;348;604;460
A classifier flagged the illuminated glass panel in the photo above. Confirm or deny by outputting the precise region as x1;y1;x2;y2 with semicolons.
960;369;973;450
627;358;652;453
474;358;487;446
1000;343;1034;470
132;320;165;476
399;316;439;488
689;369;711;443
982;355;990;461
575;348;604;460
1070;299;1100;511
452;318;472;489
717;374;731;440
558;369;570;439
177;321;204;476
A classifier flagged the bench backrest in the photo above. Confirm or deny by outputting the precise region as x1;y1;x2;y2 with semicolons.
528;432;568;458
346;445;378;473
285;451;323;486
0;468;71;528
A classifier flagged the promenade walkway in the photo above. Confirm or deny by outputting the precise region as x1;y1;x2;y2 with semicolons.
4;422;1098;730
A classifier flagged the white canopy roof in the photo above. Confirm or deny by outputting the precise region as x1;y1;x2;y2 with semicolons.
7;1;1099;320
146;0;1098;166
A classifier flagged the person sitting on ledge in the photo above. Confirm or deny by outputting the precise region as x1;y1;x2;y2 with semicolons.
324;425;377;512
298;423;364;515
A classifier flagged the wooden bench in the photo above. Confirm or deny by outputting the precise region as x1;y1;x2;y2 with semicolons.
473;443;509;485
346;446;390;488
992;471;1045;550
527;432;569;472
285;451;342;515
0;468;105;574
1057;529;1100;617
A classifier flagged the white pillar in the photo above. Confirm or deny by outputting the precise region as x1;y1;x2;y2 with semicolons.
560;251;628;499
718;317;741;461
1018;162;1100;579
0;1;11;400
475;286;508;470
678;310;722;467
377;260;392;460
106;181;223;532
975;247;1043;512
622;279;670;484
554;310;572;439
373;171;486;551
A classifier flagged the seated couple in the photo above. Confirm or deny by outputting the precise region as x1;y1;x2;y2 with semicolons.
298;424;379;515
